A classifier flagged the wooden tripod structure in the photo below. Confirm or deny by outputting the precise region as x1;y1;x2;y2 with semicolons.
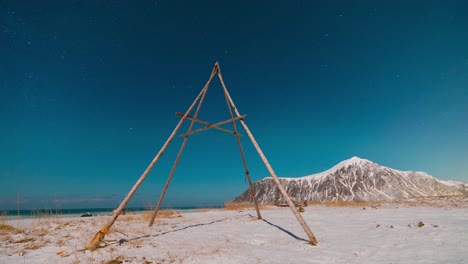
86;62;318;251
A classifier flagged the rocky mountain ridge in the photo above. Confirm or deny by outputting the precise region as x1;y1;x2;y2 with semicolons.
233;157;467;203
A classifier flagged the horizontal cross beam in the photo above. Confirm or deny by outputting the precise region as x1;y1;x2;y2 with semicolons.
175;112;241;136
178;114;247;138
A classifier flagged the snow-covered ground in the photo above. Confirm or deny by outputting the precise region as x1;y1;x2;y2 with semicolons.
1;199;467;263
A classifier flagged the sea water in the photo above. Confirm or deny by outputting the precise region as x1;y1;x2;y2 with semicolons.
1;205;223;220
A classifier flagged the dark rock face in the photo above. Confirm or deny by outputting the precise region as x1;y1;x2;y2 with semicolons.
233;157;467;204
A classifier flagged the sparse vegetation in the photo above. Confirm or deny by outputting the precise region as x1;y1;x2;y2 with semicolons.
224;202;255;210
306;200;382;207
24;241;47;250
147;210;181;220
15;237;35;243
0;224;21;234
104;259;123;264
0;211;7;223
117;210;181;222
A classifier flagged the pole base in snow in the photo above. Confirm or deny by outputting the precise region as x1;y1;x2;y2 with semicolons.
86;227;108;251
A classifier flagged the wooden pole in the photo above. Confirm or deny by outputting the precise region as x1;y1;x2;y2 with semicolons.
85;68;217;251
148;68;213;227
218;68;318;245
217;71;262;220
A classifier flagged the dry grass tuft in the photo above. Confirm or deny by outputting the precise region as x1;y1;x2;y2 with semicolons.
307;201;382;207
141;210;181;221
104;259;123;264
0;211;7;224
24;241;47;250
34;229;48;237
224;202;255;210
117;210;181;223
118;215;137;222
15;237;35;243
0;224;22;234
104;255;125;264
159;210;180;218
4;235;13;242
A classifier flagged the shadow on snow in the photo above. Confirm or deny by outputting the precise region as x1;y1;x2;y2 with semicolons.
101;213;308;248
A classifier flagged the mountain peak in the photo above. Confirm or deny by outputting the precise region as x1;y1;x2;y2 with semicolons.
297;157;375;181
339;156;373;167
348;156;365;162
324;157;374;174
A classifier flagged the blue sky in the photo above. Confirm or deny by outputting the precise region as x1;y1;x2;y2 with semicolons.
1;1;467;210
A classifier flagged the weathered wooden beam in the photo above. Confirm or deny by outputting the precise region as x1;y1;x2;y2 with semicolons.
175;112;241;136
218;71;262;220
178;115;246;137
87;61;317;252
218;67;318;246
148;67;214;227
85;66;217;251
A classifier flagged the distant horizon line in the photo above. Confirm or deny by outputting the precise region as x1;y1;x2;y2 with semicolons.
0;205;225;216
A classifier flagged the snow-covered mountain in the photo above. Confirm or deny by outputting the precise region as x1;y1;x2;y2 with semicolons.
233;157;467;203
